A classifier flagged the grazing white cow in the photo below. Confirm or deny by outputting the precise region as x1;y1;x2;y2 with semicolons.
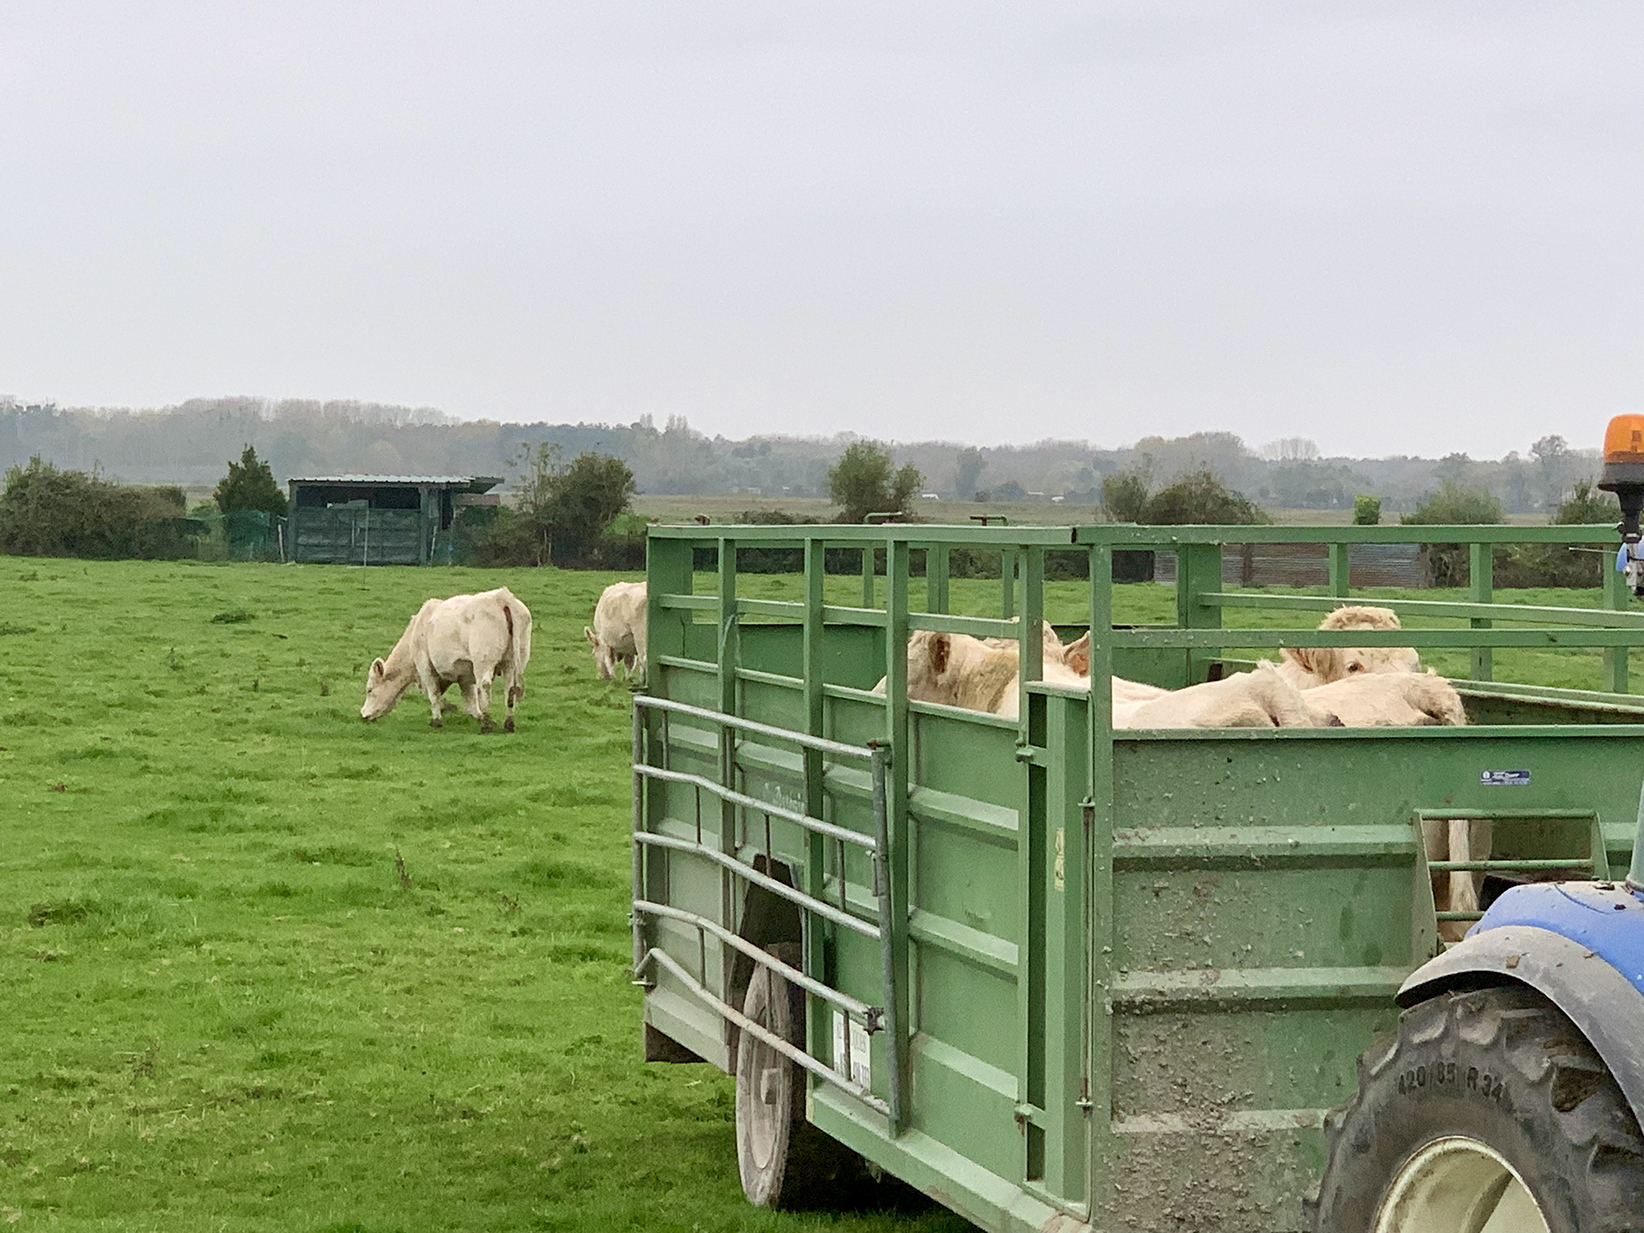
586;581;648;681
1277;606;1422;688
361;588;532;733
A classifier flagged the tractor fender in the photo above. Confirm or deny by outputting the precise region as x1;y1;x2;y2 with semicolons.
1398;922;1644;1121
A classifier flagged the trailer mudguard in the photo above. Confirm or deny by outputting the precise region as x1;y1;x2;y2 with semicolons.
1397;881;1644;1119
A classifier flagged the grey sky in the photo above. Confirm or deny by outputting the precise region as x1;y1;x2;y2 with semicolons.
1;3;1639;457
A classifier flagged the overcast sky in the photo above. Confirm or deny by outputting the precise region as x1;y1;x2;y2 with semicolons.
1;3;1639;457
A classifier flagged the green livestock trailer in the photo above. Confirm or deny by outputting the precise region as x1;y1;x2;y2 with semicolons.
630;522;1644;1232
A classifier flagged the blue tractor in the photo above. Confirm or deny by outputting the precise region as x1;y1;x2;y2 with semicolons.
1309;419;1644;1232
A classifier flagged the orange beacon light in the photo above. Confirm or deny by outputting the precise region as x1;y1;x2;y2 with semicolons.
1598;415;1644;592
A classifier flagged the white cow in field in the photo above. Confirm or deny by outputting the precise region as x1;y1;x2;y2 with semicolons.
361;587;532;733
1276;606;1422;687
586;581;648;681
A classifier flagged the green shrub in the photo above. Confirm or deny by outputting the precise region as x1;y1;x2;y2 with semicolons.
1352;493;1382;525
0;458;197;560
1400;482;1504;586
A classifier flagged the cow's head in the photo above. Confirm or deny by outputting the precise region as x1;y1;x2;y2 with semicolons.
585;626;614;679
360;658;404;720
1281;605;1420;684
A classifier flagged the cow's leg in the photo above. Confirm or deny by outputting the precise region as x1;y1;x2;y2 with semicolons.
471;666;495;734
418;667;447;728
633;623;648;685
458;679;482;720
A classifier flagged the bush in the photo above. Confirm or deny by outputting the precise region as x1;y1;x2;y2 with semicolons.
1400;482;1503;586
480;448;637;567
1101;471;1150;523
1352;494;1382;525
1141;470;1268;525
213;445;288;518
1494;481;1619;588
0;458;198;560
828;442;922;523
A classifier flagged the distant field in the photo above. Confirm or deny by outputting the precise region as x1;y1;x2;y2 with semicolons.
0;557;1621;1232
633;494;1550;528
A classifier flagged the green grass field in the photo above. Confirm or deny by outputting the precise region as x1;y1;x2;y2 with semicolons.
0;558;1624;1232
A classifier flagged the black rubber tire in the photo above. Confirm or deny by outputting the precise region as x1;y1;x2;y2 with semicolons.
1307;985;1644;1233
733;942;854;1209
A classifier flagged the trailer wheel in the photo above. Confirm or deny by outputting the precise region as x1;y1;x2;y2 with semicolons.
1307;985;1644;1233
734;943;851;1208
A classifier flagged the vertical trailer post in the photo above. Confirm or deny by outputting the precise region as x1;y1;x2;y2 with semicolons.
1328;541;1350;597
1175;542;1223;685
1002;548;1016;619
883;535;912;1136
1605;553;1631;693
802;538;830;1066
1084;541;1116;1217
632;702;646;972
1471;540;1494;682
869;745;904;1130
1018;545;1045;725
716;538;739;1008
862;546;875;607
926;544;950;613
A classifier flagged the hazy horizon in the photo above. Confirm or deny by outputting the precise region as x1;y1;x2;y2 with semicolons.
3;4;1639;458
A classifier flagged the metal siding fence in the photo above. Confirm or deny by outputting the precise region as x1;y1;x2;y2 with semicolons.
1154;541;1424;587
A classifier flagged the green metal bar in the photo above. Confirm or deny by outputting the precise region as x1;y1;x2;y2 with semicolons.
926;544;950;614
656;593;719;611
716;539;739;1015
862;546;875;607
1176;543;1223;685
647;539;695;697
905;613;1019;639
1084;543;1115;1218
1001;547;1017;619
1470;542;1494;682
1113;628;1644;649
883;536;911;1136
736;598;803;619
1200;592;1644;629
651;523;1078;545
1019;546;1045;725
802;540;830;1080
1075;523;1618;546
1605;554;1631;693
1328;542;1350;597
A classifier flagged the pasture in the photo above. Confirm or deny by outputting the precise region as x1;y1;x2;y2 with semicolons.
0;558;1619;1231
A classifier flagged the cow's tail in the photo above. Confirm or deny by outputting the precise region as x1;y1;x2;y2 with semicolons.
502;597;529;703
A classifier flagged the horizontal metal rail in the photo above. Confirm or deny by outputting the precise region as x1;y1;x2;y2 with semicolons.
1077;523;1618;547
634;898;880;1024
1110;628;1644;650
1203;592;1644;629
634;831;881;938
635;762;878;851
637;947;890;1116
905;612;1020;639
1429;859;1595;873
635;694;876;763
648;523;1077;545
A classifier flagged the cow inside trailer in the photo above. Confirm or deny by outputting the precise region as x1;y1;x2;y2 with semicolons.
631;523;1644;1233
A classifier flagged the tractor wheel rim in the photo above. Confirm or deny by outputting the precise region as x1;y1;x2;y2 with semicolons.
745;1034;779;1170
1373;1135;1550;1233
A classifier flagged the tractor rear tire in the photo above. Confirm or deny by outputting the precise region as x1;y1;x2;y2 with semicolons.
733;943;854;1209
1307;985;1644;1233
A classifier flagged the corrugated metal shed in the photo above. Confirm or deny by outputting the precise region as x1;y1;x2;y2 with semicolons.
286;475;502;565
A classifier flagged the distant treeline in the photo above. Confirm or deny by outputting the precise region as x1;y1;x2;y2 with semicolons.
0;396;1605;515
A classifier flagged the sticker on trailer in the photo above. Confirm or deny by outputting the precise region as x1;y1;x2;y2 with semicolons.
1480;770;1531;787
831;1010;871;1089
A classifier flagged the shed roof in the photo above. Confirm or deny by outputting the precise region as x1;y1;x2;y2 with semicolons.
288;475;502;492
